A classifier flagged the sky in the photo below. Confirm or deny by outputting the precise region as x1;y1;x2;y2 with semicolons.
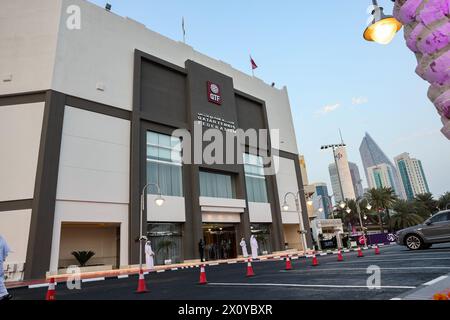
87;0;449;197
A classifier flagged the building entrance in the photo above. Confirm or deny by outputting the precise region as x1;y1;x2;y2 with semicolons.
202;224;237;260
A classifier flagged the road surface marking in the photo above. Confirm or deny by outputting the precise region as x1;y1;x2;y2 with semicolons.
82;277;105;283
327;257;450;265
117;275;129;279
423;275;448;286
208;283;416;290
280;266;450;272
28;283;50;289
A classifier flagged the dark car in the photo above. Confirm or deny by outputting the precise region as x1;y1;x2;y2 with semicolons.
396;210;450;250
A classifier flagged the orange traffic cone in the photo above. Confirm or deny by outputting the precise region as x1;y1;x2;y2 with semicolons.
45;278;56;301
375;246;380;255
337;250;344;262
433;293;449;300
136;269;148;294
312;255;319;267
246;259;255;277
285;257;293;270
199;265;208;285
357;247;364;258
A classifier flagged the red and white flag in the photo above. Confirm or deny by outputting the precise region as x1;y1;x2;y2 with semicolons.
250;56;258;70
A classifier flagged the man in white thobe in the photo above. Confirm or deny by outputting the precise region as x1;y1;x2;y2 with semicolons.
239;238;249;258
0;235;12;300
250;235;259;259
145;240;155;271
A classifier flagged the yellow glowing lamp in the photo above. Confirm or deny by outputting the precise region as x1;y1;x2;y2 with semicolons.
364;7;402;45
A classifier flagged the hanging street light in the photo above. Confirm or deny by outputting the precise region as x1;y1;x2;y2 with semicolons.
364;0;402;45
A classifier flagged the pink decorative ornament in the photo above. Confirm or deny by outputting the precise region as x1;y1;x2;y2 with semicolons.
394;0;450;140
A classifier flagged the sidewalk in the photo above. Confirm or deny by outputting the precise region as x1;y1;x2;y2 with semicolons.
395;273;450;300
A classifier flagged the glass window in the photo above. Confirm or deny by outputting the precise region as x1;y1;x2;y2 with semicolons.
146;131;183;197
430;212;450;223
251;224;272;254
199;171;235;199
147;223;183;265
244;154;268;203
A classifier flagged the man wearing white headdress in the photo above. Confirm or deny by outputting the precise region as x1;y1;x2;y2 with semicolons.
0;235;12;300
239;238;249;258
145;240;155;271
250;235;259;259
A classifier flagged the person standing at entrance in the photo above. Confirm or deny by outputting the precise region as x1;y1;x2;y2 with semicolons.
240;238;249;258
145;240;155;271
250;235;259;259
198;239;205;262
0;235;12;301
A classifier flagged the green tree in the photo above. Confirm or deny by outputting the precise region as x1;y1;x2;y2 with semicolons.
438;192;450;211
414;193;438;217
365;188;397;233
390;200;425;230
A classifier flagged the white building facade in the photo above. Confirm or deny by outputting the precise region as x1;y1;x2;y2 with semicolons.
0;0;311;280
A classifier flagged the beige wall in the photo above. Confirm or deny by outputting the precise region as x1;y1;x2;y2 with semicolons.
0;103;45;202
58;224;118;268
56;106;130;204
0;0;61;95
283;225;304;251
0;209;32;264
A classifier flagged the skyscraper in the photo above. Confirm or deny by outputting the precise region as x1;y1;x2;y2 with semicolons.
394;153;430;200
359;133;405;199
328;146;356;203
349;162;364;198
312;183;332;219
367;164;398;192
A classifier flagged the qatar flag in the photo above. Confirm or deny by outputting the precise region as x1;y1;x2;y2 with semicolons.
250;56;258;70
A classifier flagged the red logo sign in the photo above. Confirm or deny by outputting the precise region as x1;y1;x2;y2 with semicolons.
207;81;222;105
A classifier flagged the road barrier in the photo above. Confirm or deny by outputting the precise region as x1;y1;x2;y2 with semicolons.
199;265;208;285
45;278;56;301
337;250;344;262
285;257;293;271
136;269;148;294
246;259;255;277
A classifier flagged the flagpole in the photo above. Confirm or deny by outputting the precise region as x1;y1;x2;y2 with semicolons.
250;55;254;77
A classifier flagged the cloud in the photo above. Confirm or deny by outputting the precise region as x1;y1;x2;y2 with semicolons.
316;103;341;116
352;96;369;105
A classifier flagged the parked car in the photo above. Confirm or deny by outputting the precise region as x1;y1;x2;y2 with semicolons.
396;210;450;250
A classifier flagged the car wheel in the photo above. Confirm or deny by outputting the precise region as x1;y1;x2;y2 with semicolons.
405;234;423;250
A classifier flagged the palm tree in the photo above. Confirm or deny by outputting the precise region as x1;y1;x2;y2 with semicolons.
414;193;438;216
390;200;425;230
71;251;95;267
438;192;450;211
365;188;397;233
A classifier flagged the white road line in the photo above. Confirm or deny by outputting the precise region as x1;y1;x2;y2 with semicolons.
423;275;448;286
280;267;450;272
208;283;416;290
327;257;450;264
82;277;105;283
28;283;50;289
117;275;129;279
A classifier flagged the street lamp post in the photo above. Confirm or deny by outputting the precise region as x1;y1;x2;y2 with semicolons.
282;191;310;253
139;183;165;271
363;0;402;45
356;198;372;249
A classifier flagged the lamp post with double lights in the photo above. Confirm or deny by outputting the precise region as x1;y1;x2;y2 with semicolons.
282;191;311;253
139;183;165;272
348;199;373;248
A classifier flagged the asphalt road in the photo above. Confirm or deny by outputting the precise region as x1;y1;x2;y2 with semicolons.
9;244;450;300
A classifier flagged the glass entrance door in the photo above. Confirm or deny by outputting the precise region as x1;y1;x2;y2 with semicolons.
203;224;237;261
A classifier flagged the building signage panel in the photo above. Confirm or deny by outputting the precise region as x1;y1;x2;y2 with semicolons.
197;113;236;133
207;81;222;105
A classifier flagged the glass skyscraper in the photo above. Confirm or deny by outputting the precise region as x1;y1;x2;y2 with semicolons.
359;133;405;199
